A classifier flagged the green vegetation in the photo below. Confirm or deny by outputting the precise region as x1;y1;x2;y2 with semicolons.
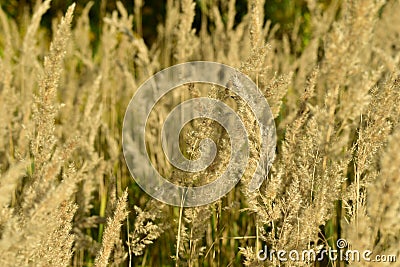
0;0;399;266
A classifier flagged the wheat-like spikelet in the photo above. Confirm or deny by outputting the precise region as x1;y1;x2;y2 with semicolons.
95;189;129;267
0;0;400;266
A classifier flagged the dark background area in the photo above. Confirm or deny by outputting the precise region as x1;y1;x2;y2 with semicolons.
1;0;314;47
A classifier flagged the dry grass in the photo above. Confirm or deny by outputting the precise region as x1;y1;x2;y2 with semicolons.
0;0;399;266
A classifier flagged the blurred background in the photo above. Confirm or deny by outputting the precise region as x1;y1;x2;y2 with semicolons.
1;0;322;48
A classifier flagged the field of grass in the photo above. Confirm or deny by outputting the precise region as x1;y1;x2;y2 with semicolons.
0;0;399;266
